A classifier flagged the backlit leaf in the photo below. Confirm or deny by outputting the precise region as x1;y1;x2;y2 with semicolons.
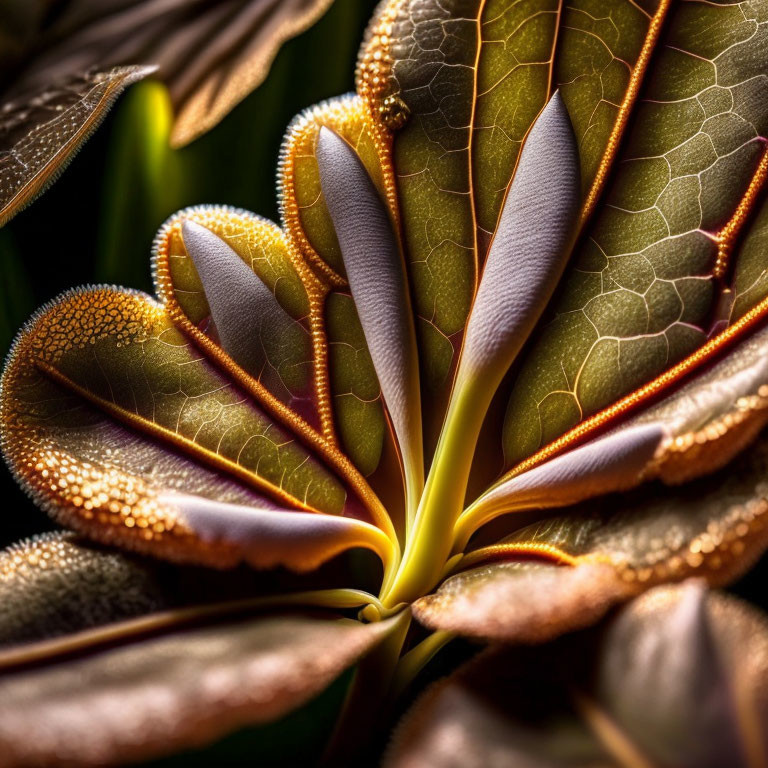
0;66;153;227
317;125;424;520
504;0;768;465
0;286;394;572
3;5;768;761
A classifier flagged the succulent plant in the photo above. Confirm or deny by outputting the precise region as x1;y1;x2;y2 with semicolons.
2;0;768;764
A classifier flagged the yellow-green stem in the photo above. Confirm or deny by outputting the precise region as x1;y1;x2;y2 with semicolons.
389;630;454;702
381;376;487;606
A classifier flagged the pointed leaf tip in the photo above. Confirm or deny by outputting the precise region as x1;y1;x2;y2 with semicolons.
316;126;423;506
168;492;393;571
180;219;296;381
457;422;666;546
459;90;580;386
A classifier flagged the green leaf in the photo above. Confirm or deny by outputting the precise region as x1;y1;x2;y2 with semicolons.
0;286;394;571
180;219;314;417
325;291;387;477
317;126;424;524
504;0;768;465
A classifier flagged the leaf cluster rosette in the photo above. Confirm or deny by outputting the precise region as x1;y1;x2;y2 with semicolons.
2;0;768;764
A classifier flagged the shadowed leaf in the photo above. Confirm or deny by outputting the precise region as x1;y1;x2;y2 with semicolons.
0;66;154;227
0;532;173;647
0;0;339;226
1;0;336;147
0;612;398;767
394;583;768;768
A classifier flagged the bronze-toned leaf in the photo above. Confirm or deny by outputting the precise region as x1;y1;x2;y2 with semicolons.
0;611;398;767
414;560;630;645
0;532;172;647
419;420;768;641
0;286;395;573
0;0;338;226
2;0;336;147
0;66;154;227
393;582;768;768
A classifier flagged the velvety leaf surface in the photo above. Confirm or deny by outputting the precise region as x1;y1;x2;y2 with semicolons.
279;94;395;282
0;612;397;767
154;206;322;428
415;560;631;645
504;0;768;465
317;125;424;518
0;286;395;572
0;532;173;647
0;66;153;227
418;420;768;640
394;582;768;768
